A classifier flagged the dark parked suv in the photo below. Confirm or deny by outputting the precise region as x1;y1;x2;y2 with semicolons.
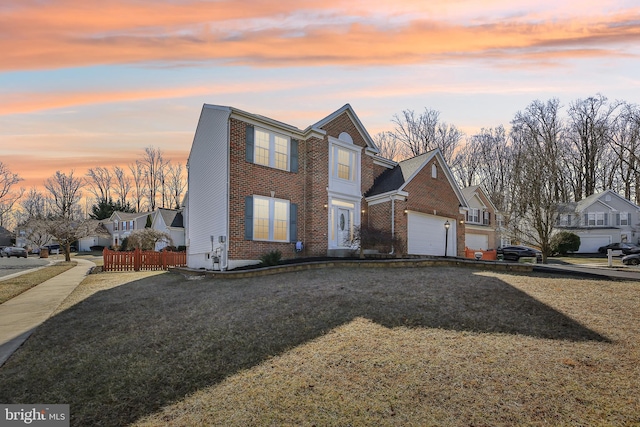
497;245;542;262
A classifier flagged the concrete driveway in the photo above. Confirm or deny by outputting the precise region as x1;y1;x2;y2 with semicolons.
0;256;51;279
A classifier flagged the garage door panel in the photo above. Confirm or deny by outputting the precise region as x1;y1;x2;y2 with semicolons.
578;236;611;253
466;234;489;251
407;212;456;256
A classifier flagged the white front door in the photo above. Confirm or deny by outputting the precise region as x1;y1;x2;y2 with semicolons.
337;208;351;247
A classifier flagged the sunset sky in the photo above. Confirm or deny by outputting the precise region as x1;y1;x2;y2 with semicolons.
1;0;639;192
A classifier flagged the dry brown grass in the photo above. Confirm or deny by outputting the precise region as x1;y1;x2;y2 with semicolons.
0;262;77;304
0;267;638;426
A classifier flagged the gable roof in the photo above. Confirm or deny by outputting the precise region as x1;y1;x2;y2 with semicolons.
308;104;379;153
156;208;184;228
365;149;468;208
576;190;640;212
108;211;150;222
461;185;498;212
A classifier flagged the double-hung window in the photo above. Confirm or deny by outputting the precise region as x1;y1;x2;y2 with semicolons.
619;212;629;226
586;212;607;226
332;146;356;181
468;208;480;224
245;196;297;242
246;125;298;172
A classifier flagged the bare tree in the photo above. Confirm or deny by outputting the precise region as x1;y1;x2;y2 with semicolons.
21;188;47;219
566;94;620;199
166;163;186;209
43;170;84;219
44;218;100;262
139;146;168;211
508;99;566;262
373;131;407;161
129;162;146;212
452;137;482;188
391;108;462;163
609;102;640;204
85;167;113;204
113;166;132;208
0;162;24;227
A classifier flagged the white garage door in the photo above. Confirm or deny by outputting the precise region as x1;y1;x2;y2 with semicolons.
407;211;456;256
466;234;489;251
579;236;611;253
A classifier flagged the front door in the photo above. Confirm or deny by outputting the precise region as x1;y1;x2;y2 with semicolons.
337;208;351;247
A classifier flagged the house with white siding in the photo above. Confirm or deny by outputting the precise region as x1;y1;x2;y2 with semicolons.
556;189;640;253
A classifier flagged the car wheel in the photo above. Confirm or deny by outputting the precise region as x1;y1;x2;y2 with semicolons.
630;258;640;266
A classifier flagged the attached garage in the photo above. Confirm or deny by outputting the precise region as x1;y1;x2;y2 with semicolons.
466;233;489;251
407;211;457;256
578;235;611;253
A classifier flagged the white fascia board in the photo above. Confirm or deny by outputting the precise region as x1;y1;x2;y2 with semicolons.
365;190;409;206
372;155;397;169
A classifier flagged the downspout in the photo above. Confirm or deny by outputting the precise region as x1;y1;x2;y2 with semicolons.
222;116;231;271
390;196;395;255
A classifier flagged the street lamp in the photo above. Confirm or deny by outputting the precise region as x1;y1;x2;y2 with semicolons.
444;220;450;257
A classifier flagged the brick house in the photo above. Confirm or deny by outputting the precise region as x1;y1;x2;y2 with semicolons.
461;185;501;250
185;104;468;270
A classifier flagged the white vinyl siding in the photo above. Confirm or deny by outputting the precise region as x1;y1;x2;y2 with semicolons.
186;106;231;269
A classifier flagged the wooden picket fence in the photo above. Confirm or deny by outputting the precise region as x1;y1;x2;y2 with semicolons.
103;248;187;272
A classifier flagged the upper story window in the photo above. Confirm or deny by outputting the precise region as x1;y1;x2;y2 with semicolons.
113;221;119;231
483;211;491;225
468;208;480;224
336;147;354;181
432;164;437;178
246;124;298;172
558;214;572;227
619;212;629;226
331;145;357;182
586;212;607;226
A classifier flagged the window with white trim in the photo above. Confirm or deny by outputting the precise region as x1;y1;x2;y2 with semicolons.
587;212;607;226
468;208;480;224
253;196;289;242
253;128;290;171
620;212;629;226
333;146;356;181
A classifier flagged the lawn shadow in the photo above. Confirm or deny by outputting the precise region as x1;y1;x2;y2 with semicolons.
0;266;609;426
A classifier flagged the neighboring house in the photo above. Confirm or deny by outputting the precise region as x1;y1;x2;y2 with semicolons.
77;222;112;252
461;186;500;250
186;103;467;270
151;208;185;250
0;226;12;247
105;211;152;247
556;189;640;253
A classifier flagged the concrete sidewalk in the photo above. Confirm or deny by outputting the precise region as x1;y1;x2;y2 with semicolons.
0;258;95;367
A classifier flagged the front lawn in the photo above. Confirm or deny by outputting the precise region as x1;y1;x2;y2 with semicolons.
0;267;638;426
0;262;77;304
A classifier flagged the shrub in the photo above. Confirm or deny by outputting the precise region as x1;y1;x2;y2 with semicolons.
260;250;282;266
550;231;580;256
351;225;405;258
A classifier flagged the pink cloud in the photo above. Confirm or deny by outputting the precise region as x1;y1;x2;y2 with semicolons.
1;1;639;71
